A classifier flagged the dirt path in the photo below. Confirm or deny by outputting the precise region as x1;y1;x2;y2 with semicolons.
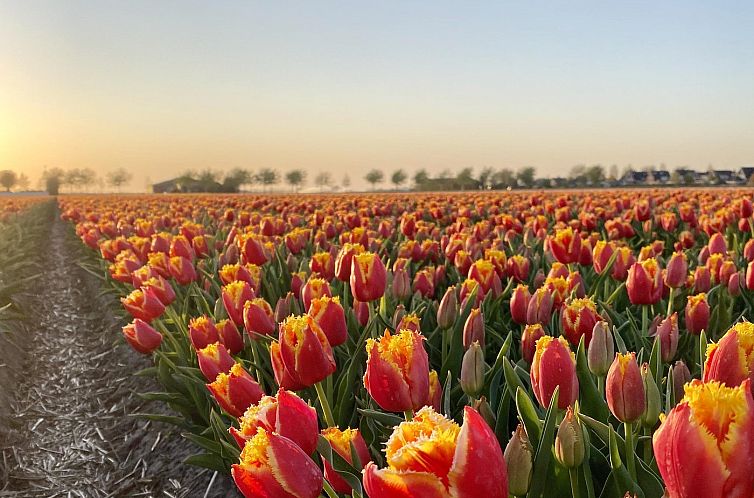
0;212;237;497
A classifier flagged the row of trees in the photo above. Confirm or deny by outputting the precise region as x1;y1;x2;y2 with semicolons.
0;168;133;195
361;166;537;191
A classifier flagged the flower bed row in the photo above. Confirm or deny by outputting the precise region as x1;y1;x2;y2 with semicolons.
62;190;754;498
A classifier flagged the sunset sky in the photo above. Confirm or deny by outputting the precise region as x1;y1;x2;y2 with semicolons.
2;1;753;191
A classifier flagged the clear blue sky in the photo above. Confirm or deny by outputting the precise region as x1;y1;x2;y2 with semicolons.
2;0;753;189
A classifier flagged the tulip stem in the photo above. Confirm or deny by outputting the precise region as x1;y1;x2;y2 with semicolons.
666;287;674;317
322;481;339;498
569;467;582;498
641;305;649;338
624;422;637;481
597;375;605;398
315;381;336;428
403;410;414;421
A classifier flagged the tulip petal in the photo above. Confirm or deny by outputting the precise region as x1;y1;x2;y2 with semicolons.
363;462;449;498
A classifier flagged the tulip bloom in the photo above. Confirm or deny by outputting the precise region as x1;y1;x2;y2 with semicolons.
232;428;323;498
685;293;710;335
462;308;485;349
217;319;244;355
364;329;429;412
231;389;318;455
308;296;347;347
521;324;545;365
526;287;554;326
507;254;530;282
587;321;614;377
350;252;387;302
122;319;162;354
664;251;688;288
222;280;255;327
606;352;645;423
653;380;754;498
549;227;581;265
188;315;220;350
531;336;579;410
334;242;364;282
320;428;372;494
626;258;662;305
207;363;264;417
437;286;459;329
121;287;165;323
243;297;276;337
168;255;197;285
197;342;236;382
510;284;530;325
560;297;601;347
274;315;336;388
704;322;754;391
363;406;508;498
141;275;176;306
300;277;332;312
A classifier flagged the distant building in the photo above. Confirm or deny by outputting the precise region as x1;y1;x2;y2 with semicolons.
739;167;754;184
152;177;223;193
651;170;671;184
619;170;649;186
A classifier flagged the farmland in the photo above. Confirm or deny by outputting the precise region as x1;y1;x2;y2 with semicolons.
2;189;754;497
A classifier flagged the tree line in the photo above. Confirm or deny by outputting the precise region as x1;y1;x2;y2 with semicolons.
0;168;133;195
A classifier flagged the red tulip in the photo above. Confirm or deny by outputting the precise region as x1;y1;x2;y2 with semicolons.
606;352;645;423
232;428;323;498
664;251;688;288
308;296;347;346
364;329;429;412
526;287;553;326
222;280;255;326
363;406;508;498
350;252;387;302
196;342;235;382
531;336;579;410
521;324;545;364
207;362;264;417
685;293;710;335
300;277;332;312
275;315;336;388
560;297;600;347
231;389;318;455
549;227;581;264
188;315;219;350
122;287;165;323
703;322;754;392
653;380;754;498
243;297;276;337
122;319;162;354
320;428;372;494
217;319;244;355
626;258;662;305
510;284;531;325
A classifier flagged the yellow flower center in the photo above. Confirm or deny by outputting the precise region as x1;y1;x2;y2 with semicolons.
239;428;270;469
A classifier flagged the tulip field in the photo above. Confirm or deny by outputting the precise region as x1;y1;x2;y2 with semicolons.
23;188;751;498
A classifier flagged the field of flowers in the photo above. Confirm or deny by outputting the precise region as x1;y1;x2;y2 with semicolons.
59;190;754;498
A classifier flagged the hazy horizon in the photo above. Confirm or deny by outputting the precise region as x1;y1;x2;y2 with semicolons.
2;1;754;191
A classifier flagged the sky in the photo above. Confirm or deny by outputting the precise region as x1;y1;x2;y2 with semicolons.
1;1;754;191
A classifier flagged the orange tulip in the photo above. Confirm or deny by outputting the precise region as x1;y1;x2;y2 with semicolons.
549;227;581;265
232;428;323;498
606;352;645;423
121;287;165;323
364;329;429;412
653;380;754;498
363;406;508;498
196;342;235;382
188;315;219;350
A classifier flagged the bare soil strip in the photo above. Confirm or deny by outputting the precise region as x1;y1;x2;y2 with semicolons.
0;211;237;497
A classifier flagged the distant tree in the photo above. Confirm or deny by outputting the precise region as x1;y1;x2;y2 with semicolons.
342;174;351;189
285;169;306;192
391;169;407;190
437;169;451;179
413;169;429;187
16;172;30;191
257;168;279;192
42;168;65;195
478;167;493;189
516;166;536;188
585;164;605;185
0;170;18;192
79;168;97;192
568;164;587;186
223;168;251;193
315;172;332;192
108;168;132;192
365;169;384;190
491;168;515;188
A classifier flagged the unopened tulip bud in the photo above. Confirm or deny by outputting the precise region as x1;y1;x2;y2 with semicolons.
274;292;294;323
694;266;712;293
588;321;614;377
505;424;534;497
471;396;496;428
606;352;646;423
463;308;485;349
437;286;459;330
708;232;727;255
350;252;387;302
685;293;709;335
391;268;411;301
652;313;679;363
461;342;485;397
521;324;545;364
531;336;579;410
728;272;743;296
555;407;585;468
392;304;407;330
640;363;661;428
671;361;691;405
